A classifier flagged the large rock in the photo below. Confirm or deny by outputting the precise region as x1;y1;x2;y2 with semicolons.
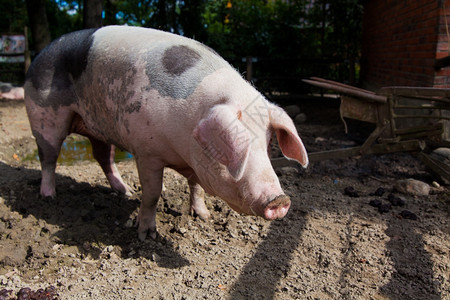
395;179;430;196
283;105;301;118
294;113;307;124
430;148;450;165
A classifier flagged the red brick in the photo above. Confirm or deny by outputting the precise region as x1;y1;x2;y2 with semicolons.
436;51;450;59
438;34;449;42
361;0;443;88
436;68;450;76
434;76;447;85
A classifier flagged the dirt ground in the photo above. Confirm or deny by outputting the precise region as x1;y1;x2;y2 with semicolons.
0;96;448;299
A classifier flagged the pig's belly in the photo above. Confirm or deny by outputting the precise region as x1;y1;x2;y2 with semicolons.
69;111;129;151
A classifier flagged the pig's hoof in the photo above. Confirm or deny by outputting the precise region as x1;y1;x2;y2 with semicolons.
138;231;147;241
40;190;56;200
190;207;211;221
191;204;211;221
40;194;57;204
138;228;157;241
119;184;134;197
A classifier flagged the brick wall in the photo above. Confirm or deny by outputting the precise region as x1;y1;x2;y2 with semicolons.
360;0;443;90
435;0;450;87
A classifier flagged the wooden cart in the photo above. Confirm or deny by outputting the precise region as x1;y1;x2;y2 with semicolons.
272;77;450;183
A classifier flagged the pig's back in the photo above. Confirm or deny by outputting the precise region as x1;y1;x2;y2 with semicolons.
25;26;237;153
86;26;231;100
26;26;232;107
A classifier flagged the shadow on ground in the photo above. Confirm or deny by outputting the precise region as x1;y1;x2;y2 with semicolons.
0;160;445;298
0;161;189;269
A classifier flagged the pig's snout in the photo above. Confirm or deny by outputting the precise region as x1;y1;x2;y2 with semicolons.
264;195;291;220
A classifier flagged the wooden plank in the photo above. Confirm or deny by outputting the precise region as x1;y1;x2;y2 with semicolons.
394;123;443;135
340;95;380;123
397;129;443;141
395;94;450;104
417;152;450;184
381;86;450;98
393;114;450;121
360;123;388;154
302;79;387;103
309;77;377;95
393;104;448;109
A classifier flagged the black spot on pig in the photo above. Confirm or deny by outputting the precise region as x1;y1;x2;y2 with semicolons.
25;28;99;110
162;45;201;76
65;28;98;80
0;82;13;93
125;101;141;114
145;43;228;99
27;28;98;90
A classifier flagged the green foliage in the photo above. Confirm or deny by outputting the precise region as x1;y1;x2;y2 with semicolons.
0;0;363;91
0;0;28;34
0;0;82;38
202;0;363;91
112;0;155;27
46;0;83;38
0;0;362;63
110;0;207;40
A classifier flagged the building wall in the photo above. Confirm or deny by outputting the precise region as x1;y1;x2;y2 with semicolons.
435;0;450;87
360;0;443;90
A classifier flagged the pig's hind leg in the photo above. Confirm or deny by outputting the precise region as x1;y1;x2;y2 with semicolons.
27;107;73;198
34;131;64;198
70;114;132;196
188;180;210;220
88;137;133;196
175;168;211;220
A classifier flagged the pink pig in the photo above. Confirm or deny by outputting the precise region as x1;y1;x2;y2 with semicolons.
0;82;24;100
24;26;308;240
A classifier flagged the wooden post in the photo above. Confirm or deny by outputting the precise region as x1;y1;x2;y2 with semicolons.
24;26;31;74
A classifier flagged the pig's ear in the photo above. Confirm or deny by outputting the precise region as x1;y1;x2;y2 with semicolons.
270;106;309;168
193;105;251;181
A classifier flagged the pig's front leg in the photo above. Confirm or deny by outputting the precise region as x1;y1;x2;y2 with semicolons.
188;180;210;220
136;158;164;241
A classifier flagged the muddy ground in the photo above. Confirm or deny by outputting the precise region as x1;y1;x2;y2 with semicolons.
0;96;448;299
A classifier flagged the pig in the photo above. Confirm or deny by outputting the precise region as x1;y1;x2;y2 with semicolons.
0;82;24;100
24;26;308;240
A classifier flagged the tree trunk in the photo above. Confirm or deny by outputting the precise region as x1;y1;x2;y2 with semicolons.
104;0;117;26
25;0;51;53
83;0;103;29
179;0;206;40
156;0;168;31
